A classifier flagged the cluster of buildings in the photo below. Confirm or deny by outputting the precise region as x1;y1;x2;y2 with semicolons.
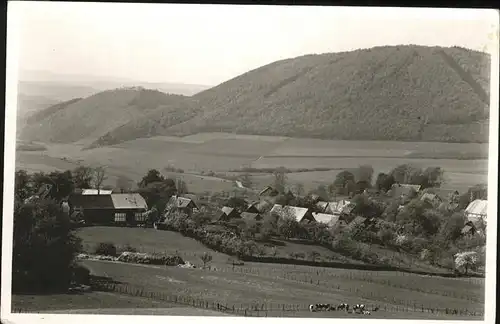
64;182;488;237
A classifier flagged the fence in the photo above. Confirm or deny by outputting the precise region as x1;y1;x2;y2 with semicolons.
88;279;483;318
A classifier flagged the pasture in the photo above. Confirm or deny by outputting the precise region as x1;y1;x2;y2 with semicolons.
69;226;485;319
14;132;489;194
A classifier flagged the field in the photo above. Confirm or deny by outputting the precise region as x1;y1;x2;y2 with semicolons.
14;132;489;194
12;226;485;319
13;227;484;319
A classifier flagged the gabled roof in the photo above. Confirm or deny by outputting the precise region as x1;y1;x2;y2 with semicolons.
465;199;487;217
346;216;367;230
240;212;261;221
247;199;273;213
69;194;115;209
312;213;339;226
270;204;311;222
461;225;475;235
81;189;113;195
420;192;441;202
326;200;351;214
167;196;197;209
259;186;275;196
111;193;148;210
221;206;236;216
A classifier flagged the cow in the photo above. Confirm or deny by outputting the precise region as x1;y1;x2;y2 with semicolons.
353;304;366;313
309;304;316;312
337;303;349;312
363;310;371;315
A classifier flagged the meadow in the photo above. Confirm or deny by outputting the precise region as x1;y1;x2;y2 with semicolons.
14;132;489;194
58;226;484;319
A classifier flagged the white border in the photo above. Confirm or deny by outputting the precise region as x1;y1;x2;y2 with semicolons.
2;3;499;324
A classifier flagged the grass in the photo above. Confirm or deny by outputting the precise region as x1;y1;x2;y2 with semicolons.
77;259;484;318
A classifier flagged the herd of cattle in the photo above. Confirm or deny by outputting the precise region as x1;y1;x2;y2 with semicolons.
309;303;379;315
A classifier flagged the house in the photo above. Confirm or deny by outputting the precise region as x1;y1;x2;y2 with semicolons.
312;212;340;228
420;192;442;207
326;200;351;215
461;222;477;237
240;212;262;222
465;199;487;223
213;206;241;222
316;201;330;213
165;195;198;216
345;216;369;233
270;204;316;224
259;186;278;197
68;192;148;225
246;199;273;214
111;193;149;224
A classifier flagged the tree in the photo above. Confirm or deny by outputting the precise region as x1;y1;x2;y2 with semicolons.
72;166;94;189
375;173;395;192
15;170;32;201
454;251;478;275
438;212;467;243
293;183;305;197
199;252;213;269
355;165;374;185
276;208;300;239
333;170;355;192
273;167;288;194
422;167;445;188
390;164;420;184
138;169;165;188
176;178;188;195
226;196;248;213
12;198;82;293
92;167;107;194
312;184;329;201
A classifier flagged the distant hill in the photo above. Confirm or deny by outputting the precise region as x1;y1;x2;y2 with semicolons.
19;87;195;145
94;45;490;145
16;93;60;120
18;70;211;100
21;45;491;146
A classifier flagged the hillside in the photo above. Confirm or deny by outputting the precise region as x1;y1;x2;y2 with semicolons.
19;87;195;145
21;45;491;146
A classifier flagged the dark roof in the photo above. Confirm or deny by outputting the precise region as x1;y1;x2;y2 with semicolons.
461;225;475;234
69;194;115;209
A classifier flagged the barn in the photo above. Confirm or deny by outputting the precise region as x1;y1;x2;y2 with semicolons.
213;206;241;222
270;204;316;224
465;199;488;224
69;192;148;225
165;195;199;216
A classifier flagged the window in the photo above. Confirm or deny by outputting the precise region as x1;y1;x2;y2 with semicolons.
115;213;126;222
135;212;147;222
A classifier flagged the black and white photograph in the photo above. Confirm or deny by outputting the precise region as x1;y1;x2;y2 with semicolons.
1;2;499;323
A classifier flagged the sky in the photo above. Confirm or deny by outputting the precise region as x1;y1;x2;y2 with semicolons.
8;2;499;86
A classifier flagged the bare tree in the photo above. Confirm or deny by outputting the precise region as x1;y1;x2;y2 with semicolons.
93;167;108;194
199;252;213;269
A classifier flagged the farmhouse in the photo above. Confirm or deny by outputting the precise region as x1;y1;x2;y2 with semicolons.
214;206;241;222
68;192;148;225
312;212;340;227
420;192;442;207
326;200;351;215
259;186;279;197
465;199;487;223
246;199;273;214
270;204;316;224
165;195;198;216
240;212;262;222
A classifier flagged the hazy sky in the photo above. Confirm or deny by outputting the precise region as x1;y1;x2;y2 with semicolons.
9;2;498;86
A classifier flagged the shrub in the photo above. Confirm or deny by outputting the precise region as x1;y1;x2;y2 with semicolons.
94;242;117;256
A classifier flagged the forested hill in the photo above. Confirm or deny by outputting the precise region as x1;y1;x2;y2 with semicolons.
21;45;491;146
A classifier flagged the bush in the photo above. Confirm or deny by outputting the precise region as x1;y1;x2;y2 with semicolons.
12;198;82;293
94;242;117;256
71;265;90;285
